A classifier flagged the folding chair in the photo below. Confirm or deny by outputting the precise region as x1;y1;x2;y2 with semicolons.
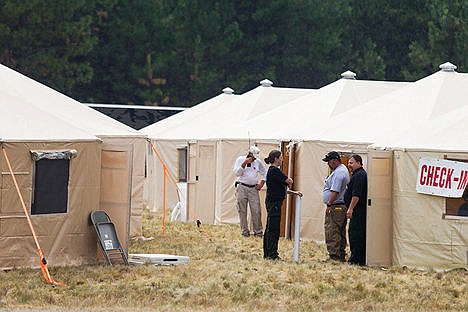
90;210;129;265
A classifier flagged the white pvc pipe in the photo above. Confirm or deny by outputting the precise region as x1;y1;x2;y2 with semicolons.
293;194;302;263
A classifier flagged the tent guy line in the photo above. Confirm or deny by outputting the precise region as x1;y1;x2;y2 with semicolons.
1;146;65;287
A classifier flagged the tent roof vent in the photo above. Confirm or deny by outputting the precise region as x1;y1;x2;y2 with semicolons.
260;79;273;87
222;87;234;94
341;70;356;80
439;62;457;72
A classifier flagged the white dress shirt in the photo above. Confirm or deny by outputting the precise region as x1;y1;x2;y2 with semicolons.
233;156;267;185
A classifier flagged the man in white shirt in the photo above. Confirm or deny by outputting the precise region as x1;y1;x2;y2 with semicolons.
233;145;267;237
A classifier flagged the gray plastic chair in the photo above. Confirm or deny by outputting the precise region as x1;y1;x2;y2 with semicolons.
90;210;128;265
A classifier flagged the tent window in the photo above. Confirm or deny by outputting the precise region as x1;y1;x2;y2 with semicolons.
446;185;468;217
177;146;188;182
445;158;468;218
31;158;70;215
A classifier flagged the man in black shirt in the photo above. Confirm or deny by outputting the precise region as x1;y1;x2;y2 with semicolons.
344;154;368;266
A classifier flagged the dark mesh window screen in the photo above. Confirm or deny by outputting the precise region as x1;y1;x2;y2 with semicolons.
178;147;188;182
31;159;69;215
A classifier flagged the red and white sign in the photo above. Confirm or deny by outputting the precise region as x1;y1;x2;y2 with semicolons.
416;157;468;197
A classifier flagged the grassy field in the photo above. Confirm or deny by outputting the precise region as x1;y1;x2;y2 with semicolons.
0;211;466;311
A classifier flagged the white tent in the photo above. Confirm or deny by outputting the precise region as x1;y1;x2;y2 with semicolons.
301;62;467;268
247;71;410;140
142;89;240;216
148;80;314;140
141;74;409;239
284;63;468;268
316;63;466;143
141;81;315;227
0;88;103;269
283;64;467;245
143;88;239;139
0;64;146;248
368;98;468;270
240;74;410;242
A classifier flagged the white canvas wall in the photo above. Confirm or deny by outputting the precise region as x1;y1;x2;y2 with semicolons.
391;150;467;269
294;140;369;242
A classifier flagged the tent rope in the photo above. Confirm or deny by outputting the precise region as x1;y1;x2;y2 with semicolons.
2;146;65;287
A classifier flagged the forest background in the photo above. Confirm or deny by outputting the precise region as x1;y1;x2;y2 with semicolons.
0;0;466;108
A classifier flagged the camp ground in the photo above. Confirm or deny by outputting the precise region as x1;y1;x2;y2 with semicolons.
0;64;147;252
0;90;102;269
141;62;468;269
1;60;466;271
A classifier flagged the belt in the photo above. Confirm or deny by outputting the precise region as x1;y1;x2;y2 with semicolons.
238;182;256;188
330;202;345;206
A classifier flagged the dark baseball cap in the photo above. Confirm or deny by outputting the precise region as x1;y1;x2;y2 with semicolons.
322;151;340;162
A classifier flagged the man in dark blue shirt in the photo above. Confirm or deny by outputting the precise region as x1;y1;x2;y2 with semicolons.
344;154;368;266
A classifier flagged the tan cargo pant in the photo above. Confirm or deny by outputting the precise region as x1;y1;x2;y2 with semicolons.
324;204;347;261
235;184;263;236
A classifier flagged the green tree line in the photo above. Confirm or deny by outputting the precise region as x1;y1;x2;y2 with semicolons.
0;0;466;107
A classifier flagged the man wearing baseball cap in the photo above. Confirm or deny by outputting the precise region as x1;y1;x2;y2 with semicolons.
322;151;350;262
233;145;267;237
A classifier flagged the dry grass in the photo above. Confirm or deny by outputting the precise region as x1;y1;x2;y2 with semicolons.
0;210;467;311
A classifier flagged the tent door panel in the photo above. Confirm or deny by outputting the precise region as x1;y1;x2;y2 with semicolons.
281;142;294;238
191;142;216;224
187;142;197;221
100;147;133;253
366;150;393;266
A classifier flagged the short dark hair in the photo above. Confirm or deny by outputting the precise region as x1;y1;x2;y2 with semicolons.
350;154;363;165
264;150;281;164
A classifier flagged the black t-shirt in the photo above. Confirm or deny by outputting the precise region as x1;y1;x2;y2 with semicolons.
344;167;368;215
266;166;288;202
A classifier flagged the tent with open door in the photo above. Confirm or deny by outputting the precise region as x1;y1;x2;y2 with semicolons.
244;73;409;241
0;91;102;269
0;64;146;251
307;62;467;267
368;100;468;270
142;89;240;218
288;63;467;265
141;80;314;228
270;64;466;249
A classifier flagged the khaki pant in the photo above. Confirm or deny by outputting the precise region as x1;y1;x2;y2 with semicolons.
324;204;347;260
235;184;263;236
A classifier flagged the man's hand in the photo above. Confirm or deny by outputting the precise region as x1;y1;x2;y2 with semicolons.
242;155;255;167
347;196;359;219
255;180;265;190
287;190;303;197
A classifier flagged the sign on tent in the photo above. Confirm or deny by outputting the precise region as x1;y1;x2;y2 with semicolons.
416;157;468;197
